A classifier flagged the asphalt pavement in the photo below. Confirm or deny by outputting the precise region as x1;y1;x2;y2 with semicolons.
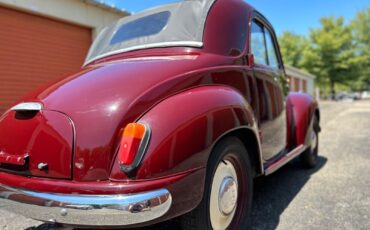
0;100;369;230
247;100;370;230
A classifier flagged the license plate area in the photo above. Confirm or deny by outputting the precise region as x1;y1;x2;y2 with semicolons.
0;110;74;179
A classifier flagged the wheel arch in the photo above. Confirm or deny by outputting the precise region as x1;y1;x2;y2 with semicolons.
209;127;263;178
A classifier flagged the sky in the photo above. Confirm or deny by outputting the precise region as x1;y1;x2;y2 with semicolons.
103;0;370;36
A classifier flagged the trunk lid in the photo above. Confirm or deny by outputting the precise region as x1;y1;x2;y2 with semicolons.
0;110;73;179
11;53;232;181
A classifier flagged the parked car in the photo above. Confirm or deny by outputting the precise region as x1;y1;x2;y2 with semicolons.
362;91;370;100
0;0;320;229
336;92;357;102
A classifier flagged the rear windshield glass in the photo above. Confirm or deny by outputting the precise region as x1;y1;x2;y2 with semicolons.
84;0;216;65
110;11;171;45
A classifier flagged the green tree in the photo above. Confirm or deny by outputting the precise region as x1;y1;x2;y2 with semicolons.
279;32;308;68
352;8;370;90
303;17;356;97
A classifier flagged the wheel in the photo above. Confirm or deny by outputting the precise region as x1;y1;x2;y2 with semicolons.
181;137;253;230
300;115;319;168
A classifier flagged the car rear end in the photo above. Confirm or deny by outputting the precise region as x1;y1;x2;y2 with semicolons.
0;103;174;227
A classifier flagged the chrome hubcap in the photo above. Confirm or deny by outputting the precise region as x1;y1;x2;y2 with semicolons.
210;159;238;230
218;176;238;215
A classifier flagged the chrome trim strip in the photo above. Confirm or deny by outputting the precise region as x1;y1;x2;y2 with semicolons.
84;41;203;66
11;102;42;111
0;184;172;227
264;144;307;175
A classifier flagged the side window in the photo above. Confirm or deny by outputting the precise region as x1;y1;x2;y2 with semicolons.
264;29;279;69
251;21;267;65
251;19;281;69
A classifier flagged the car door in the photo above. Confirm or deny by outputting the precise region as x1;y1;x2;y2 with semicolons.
250;15;287;160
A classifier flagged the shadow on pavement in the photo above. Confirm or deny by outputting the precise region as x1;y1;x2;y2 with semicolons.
27;156;327;230
247;156;327;230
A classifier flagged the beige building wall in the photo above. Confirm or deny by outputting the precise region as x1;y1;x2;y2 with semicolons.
0;0;129;38
285;65;316;97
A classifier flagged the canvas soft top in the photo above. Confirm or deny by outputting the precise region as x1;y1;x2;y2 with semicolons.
85;0;216;65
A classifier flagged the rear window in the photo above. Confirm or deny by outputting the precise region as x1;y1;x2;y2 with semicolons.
110;11;171;45
84;0;217;65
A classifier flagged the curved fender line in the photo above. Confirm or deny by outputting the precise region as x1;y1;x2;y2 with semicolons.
116;85;262;180
286;93;319;148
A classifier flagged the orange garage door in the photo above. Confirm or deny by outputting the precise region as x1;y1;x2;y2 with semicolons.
0;6;92;114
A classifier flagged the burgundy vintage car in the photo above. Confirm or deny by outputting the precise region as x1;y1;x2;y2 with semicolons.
0;0;320;229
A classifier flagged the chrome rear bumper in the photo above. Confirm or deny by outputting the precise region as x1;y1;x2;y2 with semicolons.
0;183;171;227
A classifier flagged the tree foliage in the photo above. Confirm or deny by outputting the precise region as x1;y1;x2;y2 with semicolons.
279;32;308;68
279;8;370;95
352;8;370;90
306;17;355;95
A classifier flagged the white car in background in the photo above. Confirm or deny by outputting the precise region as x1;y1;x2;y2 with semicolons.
336;92;356;102
362;91;370;100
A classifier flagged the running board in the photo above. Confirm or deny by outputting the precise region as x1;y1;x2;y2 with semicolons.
264;145;307;175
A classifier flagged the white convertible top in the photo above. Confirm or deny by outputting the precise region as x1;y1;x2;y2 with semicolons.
85;0;216;65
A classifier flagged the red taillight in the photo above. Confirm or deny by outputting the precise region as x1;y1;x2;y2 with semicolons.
119;136;141;165
118;123;150;172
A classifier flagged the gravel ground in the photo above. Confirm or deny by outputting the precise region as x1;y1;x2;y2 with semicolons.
0;100;369;230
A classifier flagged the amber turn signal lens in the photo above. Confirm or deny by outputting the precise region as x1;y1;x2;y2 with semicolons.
123;123;146;139
119;123;147;167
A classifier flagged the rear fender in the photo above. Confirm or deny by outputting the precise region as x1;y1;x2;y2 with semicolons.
108;86;261;218
286;93;319;149
110;86;260;180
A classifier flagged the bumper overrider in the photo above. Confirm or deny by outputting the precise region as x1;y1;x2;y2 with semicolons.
0;183;172;227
